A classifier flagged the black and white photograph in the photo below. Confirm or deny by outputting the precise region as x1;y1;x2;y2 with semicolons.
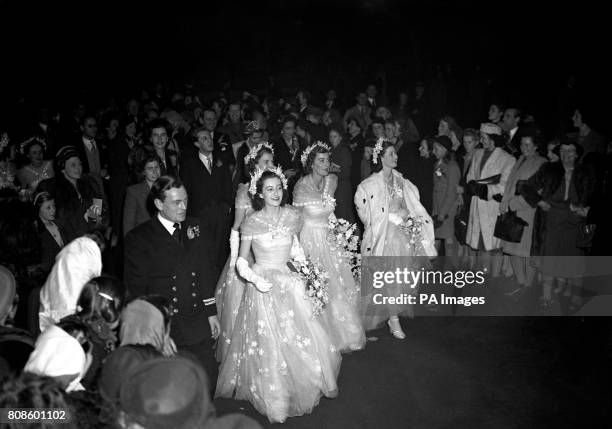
1;0;611;428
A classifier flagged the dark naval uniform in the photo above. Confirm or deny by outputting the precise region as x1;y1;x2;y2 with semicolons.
124;214;218;383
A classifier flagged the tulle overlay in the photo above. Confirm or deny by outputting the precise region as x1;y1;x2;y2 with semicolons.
362;189;431;331
294;175;366;352
216;207;341;423
215;183;254;362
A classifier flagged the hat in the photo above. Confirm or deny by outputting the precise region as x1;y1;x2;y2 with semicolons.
480;123;502;136
55;146;80;170
119;357;214;429
434;135;453;152
0;265;16;324
98;344;162;404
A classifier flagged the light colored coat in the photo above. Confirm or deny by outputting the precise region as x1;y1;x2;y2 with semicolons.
466;147;516;251
500;154;546;257
354;170;436;257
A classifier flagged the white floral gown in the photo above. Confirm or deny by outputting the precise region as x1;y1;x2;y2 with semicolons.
293;174;366;352
215;206;341;423
215;183;252;362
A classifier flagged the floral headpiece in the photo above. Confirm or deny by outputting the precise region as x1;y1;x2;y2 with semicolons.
249;165;288;196
371;137;386;165
300;141;331;168
244;142;274;164
20;136;47;155
244;120;261;135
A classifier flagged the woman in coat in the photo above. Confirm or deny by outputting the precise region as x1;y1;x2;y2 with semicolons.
431;136;461;263
355;139;436;339
465;123;516;276
328;126;355;222
499;134;546;294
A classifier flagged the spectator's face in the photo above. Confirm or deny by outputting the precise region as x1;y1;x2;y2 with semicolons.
322;111;332;126
366;85;377;98
381;145;398;169
463;135;477;154
109;119;120;132
257;152;274;170
228;104;241;123
194;130;214;153
125;122;137;137
419;140;430;158
326;89;336;100
82;118;98;139
547;143;560;162
296;125;307;138
357;93;368;106
560;144;577;166
146;110;159;121
260;177;283;207
347;120;360;135
372;123;384;138
282;121;296;138
128;100;139;116
520;137;536;157
203;112;217;131
28;143;44;166
143;160;161;183
312;152;331;176
384;123;395;139
156;186;188;223
296;91;307;106
502;109;519;130
415;85;425;98
481;133;494;151
399;92;409;104
433;142;447;160
572;110;583;128
39;199;56;222
150;127;168;150
438;120;449;136
329;130;342;146
376;107;391;120
248;131;263;146
63;156;83;180
488;104;502;122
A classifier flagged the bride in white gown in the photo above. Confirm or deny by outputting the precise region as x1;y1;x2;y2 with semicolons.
215;167;341;423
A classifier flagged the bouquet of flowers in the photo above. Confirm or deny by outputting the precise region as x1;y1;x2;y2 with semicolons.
399;215;425;245
327;216;362;282
288;253;330;318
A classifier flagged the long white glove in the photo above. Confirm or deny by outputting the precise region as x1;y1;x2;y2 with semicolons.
236;257;272;293
229;229;240;268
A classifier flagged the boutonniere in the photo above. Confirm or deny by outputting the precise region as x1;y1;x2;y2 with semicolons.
187;225;200;240
435;168;443;177
216;159;223;168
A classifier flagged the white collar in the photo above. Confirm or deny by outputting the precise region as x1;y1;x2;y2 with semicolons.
157;213;179;235
509;127;518;139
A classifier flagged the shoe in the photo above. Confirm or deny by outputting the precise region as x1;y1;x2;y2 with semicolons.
387;318;406;340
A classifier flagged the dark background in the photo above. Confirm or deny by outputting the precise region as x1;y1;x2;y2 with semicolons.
0;0;608;132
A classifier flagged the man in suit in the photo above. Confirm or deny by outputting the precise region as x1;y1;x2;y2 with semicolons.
201;109;234;171
324;89;342;112
218;103;245;145
343;92;373;132
232;121;263;187
271;116;306;199
180;128;233;274
501;108;523;158
124;175;220;388
75;115;108;190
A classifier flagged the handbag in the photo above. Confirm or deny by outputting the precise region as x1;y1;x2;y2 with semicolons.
494;210;528;243
576;222;596;249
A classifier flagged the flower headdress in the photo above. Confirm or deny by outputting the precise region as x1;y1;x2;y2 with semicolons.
20;136;47;156
249;165;288;195
300;141;331;168
243;141;274;164
371;137;386;165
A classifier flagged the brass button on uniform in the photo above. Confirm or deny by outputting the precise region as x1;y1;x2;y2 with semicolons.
192;292;196;297
171;286;177;291
191;272;196;276
172;297;178;302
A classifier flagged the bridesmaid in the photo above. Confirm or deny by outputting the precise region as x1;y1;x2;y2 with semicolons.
355;139;436;339
293;142;366;352
215;142;274;362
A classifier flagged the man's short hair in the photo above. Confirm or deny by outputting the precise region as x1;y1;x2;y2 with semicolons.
149;175;183;206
